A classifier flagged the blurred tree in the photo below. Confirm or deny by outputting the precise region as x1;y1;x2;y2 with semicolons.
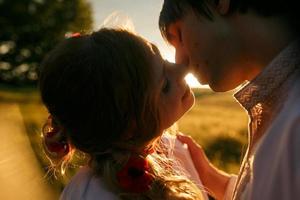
0;0;93;85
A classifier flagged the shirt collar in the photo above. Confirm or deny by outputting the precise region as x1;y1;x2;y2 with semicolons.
234;40;300;111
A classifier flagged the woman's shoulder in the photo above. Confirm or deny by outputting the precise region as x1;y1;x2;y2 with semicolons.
60;166;119;200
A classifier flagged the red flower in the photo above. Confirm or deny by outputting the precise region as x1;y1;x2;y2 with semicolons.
116;156;153;193
42;116;69;158
44;139;69;157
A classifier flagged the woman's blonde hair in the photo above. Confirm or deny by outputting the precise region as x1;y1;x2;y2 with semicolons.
39;28;204;200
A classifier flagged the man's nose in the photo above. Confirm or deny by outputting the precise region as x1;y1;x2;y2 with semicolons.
172;63;190;82
175;47;189;66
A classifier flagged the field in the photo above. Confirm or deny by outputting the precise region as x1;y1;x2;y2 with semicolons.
0;86;248;190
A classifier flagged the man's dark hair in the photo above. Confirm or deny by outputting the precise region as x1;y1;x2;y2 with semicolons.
159;0;299;40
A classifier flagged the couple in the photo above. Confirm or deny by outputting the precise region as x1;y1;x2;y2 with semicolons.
40;0;300;200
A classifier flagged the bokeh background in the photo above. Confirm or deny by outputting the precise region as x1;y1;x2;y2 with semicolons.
0;0;248;199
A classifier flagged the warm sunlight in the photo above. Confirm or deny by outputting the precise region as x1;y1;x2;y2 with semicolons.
185;73;202;88
161;48;203;88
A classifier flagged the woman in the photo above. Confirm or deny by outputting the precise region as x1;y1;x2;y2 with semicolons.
39;28;208;200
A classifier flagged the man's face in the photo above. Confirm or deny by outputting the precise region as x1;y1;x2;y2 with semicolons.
166;10;248;92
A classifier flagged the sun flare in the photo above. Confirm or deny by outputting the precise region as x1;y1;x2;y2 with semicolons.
185;73;202;88
161;48;203;88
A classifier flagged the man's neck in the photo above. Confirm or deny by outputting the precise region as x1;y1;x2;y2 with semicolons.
233;12;297;81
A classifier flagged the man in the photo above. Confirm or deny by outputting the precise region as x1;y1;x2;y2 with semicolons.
159;0;300;199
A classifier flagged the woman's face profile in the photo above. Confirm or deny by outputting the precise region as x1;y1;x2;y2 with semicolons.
150;45;195;131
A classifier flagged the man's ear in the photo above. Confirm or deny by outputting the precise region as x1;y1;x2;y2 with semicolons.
216;0;230;15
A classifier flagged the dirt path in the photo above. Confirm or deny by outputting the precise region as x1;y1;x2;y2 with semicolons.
0;103;59;200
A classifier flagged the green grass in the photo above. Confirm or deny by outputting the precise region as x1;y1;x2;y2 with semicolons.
0;87;248;184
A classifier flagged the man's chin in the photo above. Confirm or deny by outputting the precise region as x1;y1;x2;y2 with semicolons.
208;82;237;92
190;71;230;92
192;74;208;85
193;72;241;92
